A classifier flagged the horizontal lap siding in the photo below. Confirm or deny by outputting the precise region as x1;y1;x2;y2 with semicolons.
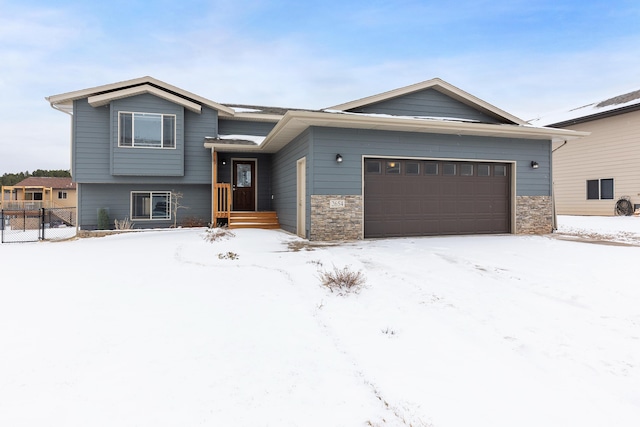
73;98;215;184
73;99;111;181
272;129;311;234
78;183;211;230
553;110;640;215
311;127;550;197
111;95;185;177
184;107;217;183
350;88;503;124
218;119;276;136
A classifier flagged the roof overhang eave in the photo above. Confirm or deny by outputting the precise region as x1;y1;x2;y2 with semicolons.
88;85;202;113
46;76;236;116
260;111;590;151
204;141;264;152
327;78;527;125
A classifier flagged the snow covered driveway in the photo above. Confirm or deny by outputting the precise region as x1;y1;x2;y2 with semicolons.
1;217;639;426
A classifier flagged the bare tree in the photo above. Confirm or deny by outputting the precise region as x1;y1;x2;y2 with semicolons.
170;190;189;227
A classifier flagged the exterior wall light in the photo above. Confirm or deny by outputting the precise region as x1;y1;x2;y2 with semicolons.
531;161;539;169
336;154;343;163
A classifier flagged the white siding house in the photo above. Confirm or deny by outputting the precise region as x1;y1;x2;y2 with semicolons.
531;89;640;216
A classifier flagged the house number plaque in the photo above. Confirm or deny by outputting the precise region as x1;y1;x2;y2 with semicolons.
329;199;345;208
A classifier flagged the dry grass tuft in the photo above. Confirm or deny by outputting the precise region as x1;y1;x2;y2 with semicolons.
203;225;236;242
319;265;365;294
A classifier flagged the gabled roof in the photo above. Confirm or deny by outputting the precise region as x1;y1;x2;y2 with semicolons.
530;88;640;127
46;76;235;116
327;77;527;125
13;177;76;190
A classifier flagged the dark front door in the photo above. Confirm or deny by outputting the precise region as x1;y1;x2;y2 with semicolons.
233;160;256;211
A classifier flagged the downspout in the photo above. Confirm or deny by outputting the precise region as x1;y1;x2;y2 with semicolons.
551;140;569;231
48;101;76;231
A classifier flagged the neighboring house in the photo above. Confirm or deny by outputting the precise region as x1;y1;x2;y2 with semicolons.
530;89;640;216
1;177;77;210
46;76;584;240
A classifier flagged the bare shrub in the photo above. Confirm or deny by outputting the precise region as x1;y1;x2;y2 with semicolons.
181;216;207;227
217;251;239;260
203;225;236;242
320;265;365;294
113;217;134;230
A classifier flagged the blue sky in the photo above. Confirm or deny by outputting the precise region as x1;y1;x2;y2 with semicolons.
1;0;640;172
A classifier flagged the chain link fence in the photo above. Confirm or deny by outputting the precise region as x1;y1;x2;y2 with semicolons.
1;207;76;243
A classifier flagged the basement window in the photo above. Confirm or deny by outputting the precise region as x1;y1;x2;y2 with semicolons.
131;191;171;220
587;179;614;200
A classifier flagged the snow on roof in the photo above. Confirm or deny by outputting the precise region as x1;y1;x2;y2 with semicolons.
207;134;266;145
529;88;640;127
230;106;263;113
322;109;482;123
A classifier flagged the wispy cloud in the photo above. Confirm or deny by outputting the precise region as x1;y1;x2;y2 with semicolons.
1;0;640;172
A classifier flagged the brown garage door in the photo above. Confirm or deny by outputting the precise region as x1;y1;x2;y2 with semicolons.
364;158;511;238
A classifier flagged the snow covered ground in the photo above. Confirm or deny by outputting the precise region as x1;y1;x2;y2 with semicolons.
1;216;639;426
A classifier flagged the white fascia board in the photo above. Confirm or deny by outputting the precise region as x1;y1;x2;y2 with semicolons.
46;76;236;116
327;77;526;125
229;112;283;122
259;111;589;152
88;85;202;113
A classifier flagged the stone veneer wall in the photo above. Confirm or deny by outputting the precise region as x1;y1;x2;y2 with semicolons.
310;195;363;241
308;194;551;240
516;195;553;234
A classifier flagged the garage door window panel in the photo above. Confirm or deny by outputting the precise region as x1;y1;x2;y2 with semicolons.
386;161;401;174
461;164;473;176
366;160;382;174
424;162;438;175
405;162;420;175
443;163;457;175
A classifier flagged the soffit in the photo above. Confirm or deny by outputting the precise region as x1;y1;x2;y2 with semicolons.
206;110;589;153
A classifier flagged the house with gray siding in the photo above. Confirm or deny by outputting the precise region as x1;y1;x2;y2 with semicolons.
47;76;585;240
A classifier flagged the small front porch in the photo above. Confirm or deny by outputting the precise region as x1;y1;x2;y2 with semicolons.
212;152;280;230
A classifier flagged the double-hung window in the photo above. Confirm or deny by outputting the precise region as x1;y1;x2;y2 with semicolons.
119;112;176;148
586;178;614;200
131;191;171;220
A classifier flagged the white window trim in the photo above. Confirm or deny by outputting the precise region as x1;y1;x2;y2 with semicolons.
118;111;177;149
130;191;172;221
587;178;614;200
